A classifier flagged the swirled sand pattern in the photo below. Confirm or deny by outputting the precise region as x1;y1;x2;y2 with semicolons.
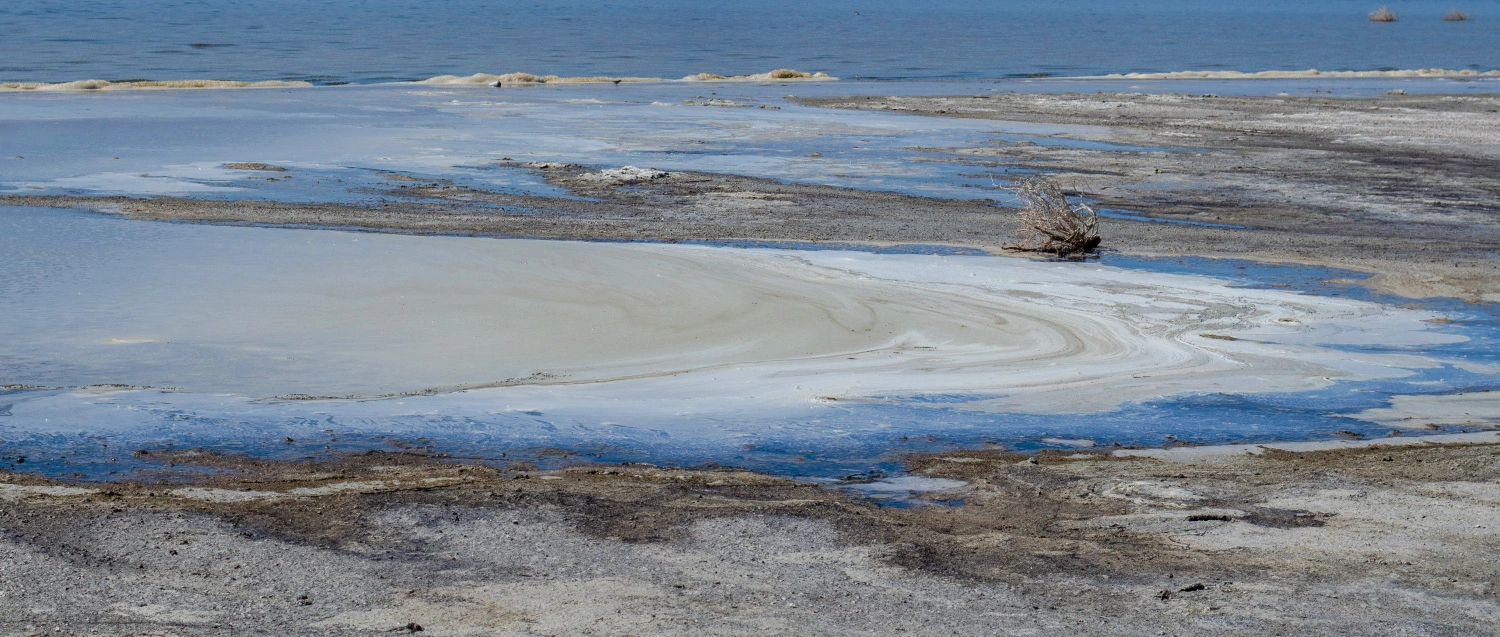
0;212;1459;413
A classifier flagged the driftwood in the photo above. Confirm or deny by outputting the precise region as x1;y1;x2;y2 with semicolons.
1005;176;1101;257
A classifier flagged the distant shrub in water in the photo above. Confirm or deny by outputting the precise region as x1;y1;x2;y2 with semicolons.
1369;5;1398;21
1006;177;1101;257
1443;9;1471;21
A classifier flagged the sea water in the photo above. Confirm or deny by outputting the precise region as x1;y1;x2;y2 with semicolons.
2;0;1498;84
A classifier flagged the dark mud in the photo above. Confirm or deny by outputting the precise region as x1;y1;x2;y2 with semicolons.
3;440;1498;634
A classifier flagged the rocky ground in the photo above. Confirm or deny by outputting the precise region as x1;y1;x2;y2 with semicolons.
2;436;1498;636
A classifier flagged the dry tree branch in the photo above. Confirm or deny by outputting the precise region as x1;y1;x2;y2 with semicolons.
1004;176;1101;257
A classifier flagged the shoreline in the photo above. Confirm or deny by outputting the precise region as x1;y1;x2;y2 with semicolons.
3;433;1498;634
3;68;1497;91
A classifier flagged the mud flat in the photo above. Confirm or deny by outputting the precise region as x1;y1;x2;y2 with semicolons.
3;434;1498;635
796;91;1500;302
10;87;1500;306
0;206;1456;407
4;89;1499;634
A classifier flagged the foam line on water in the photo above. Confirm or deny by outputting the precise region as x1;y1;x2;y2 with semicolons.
413;69;837;86
0;79;312;91
1078;68;1500;80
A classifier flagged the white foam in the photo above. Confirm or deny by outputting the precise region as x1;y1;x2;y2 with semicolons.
1080;68;1500;80
412;69;836;86
682;69;837;82
0;79;311;91
415;73;663;86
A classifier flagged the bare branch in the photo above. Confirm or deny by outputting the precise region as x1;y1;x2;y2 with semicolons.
1004;176;1102;257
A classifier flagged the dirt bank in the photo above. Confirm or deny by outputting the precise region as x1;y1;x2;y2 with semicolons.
3;437;1498;635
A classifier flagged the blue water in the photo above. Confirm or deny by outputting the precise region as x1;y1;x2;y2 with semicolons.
2;0;1498;84
5;351;1497;483
0;83;1110;202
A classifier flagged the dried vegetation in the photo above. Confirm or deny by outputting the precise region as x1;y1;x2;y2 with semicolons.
1006;176;1101;256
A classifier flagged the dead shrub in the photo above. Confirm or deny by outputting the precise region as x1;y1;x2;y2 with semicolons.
1369;5;1398;21
1006;176;1101;257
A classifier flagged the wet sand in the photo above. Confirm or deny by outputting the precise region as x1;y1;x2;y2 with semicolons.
3;436;1498;635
